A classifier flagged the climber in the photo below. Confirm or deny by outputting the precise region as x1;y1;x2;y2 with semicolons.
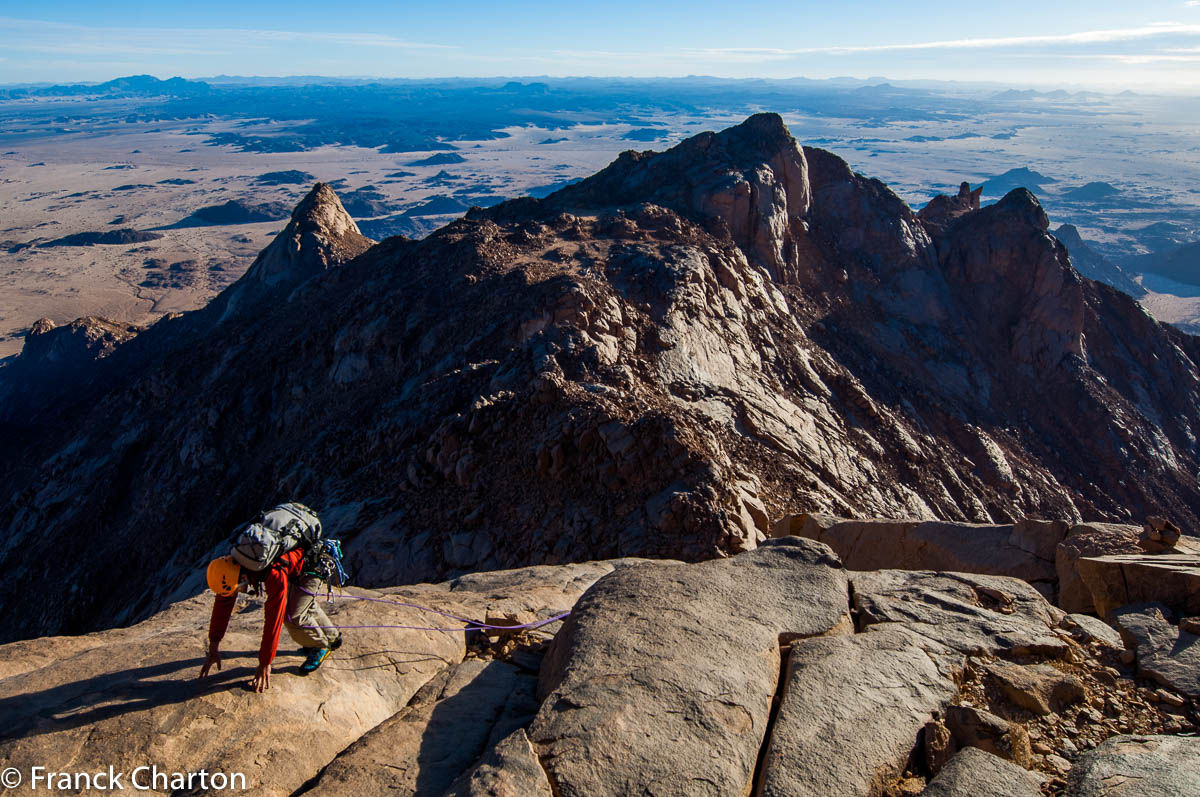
199;551;342;691
198;503;347;692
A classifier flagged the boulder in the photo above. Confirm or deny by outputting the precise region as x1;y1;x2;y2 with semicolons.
775;514;1067;596
529;538;851;797
1067;735;1200;796
1139;516;1182;553
920;747;1043;797
756;625;958;797
944;705;1032;767
1062;613;1124;650
304;659;538;796
1056;523;1142;614
1077;552;1200;619
443;729;554;797
1112;602;1200;698
984;661;1087;716
851;569;1068;658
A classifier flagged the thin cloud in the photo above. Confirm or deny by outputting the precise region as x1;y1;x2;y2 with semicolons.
689;23;1200;58
0;17;459;58
1070;52;1200;63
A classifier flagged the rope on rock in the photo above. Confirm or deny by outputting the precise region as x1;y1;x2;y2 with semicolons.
295;583;570;633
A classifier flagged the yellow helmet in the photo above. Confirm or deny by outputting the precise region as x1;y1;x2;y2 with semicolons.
206;555;242;596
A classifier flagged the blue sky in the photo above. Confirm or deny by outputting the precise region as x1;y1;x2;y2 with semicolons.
2;1;1200;90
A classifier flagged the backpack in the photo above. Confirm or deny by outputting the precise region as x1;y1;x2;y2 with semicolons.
230;502;324;572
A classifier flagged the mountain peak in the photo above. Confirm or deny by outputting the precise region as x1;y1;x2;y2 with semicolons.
723;111;794;148
492;112;810;278
252;181;371;285
215;183;373;321
1055;223;1084;246
992;187;1050;232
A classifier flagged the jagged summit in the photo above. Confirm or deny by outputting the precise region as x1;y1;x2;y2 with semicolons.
918;181;982;235
20;315;140;367
484;112;810;277
989;187;1050;231
214;182;373;321
3;115;1200;645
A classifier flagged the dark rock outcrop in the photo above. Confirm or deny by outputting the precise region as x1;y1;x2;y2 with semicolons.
0;316;142;418
166;198;292;227
1131;240;1200;287
19;315;141;367
918;181;981;236
255;169;316;185
41;228;162;247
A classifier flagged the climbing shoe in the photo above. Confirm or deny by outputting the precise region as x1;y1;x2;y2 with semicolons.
300;646;331;674
330;634;343;652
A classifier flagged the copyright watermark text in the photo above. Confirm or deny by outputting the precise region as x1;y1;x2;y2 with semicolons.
1;765;247;791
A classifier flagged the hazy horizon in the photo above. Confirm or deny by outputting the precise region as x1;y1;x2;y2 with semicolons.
3;1;1200;91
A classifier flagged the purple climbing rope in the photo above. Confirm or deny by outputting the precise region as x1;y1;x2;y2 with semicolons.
296;584;570;633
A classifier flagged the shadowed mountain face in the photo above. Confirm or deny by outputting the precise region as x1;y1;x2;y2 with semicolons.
2;113;1199;643
1134;240;1200;287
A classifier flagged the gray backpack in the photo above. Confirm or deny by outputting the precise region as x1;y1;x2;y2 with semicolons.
230;502;323;571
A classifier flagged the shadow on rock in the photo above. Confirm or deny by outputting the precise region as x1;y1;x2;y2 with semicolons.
0;652;259;741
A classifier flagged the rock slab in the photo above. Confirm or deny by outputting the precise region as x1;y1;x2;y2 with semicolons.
0;592;465;797
852;569;1067;658
756;625;958;797
304;659;538;796
1067;734;1200;796
779;514;1067;594
920;747;1044;797
1056;523;1141;614
443;729;554;797
529;537;851;797
1078;553;1200;619
1112;602;1200;699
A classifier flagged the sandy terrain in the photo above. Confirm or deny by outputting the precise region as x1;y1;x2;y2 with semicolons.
1;93;1198;358
0;116;640;357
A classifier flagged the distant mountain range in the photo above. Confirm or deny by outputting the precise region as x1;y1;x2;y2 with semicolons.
0;74;211;99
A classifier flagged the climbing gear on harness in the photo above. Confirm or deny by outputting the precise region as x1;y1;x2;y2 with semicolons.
309;539;350;588
230;502;324;571
206;555;242;596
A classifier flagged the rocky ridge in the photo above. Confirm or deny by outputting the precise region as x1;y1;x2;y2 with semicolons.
2;114;1200;647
